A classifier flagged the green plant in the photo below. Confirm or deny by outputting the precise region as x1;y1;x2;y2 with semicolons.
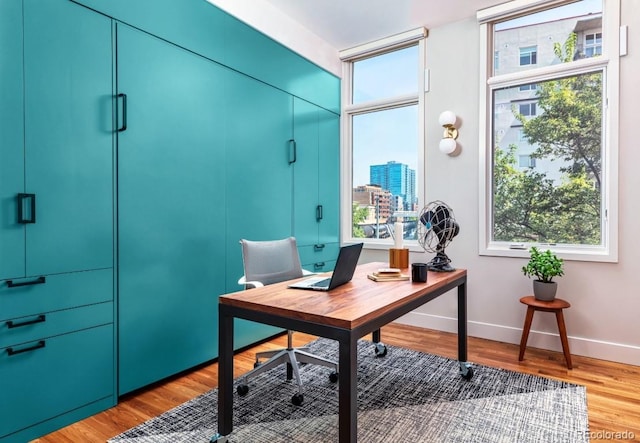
521;247;564;283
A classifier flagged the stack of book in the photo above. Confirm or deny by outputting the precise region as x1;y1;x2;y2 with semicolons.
367;268;410;282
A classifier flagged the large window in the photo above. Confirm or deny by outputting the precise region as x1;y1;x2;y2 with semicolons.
478;0;619;261
340;30;426;247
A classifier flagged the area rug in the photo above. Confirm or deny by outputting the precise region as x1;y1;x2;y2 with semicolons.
109;338;588;443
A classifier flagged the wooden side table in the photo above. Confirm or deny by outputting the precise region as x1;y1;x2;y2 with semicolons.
518;295;573;369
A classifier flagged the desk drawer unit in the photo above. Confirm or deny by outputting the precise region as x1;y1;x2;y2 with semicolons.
0;323;114;440
299;243;339;272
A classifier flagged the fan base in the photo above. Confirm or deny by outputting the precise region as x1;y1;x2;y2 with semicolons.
427;262;456;272
427;253;456;272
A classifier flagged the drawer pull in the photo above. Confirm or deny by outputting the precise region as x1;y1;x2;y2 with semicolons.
7;340;46;356
7;314;46;329
6;276;46;288
314;244;326;250
314;262;325;270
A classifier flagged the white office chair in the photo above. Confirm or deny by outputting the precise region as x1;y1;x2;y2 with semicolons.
236;237;338;405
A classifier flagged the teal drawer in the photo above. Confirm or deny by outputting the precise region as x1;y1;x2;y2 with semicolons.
308;260;336;273
299;243;339;270
0;302;112;349
0;269;112;322
0;323;114;439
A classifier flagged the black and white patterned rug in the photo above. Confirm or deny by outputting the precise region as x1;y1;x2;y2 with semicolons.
109;338;588;442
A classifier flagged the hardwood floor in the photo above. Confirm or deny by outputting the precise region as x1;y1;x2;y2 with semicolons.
34;323;640;442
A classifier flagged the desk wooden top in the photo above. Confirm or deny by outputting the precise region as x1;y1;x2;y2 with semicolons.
220;262;466;330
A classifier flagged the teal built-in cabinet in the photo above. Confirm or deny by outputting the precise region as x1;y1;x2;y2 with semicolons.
1;0;340;440
1;1;115;442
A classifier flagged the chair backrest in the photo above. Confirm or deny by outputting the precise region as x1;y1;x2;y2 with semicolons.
240;237;304;286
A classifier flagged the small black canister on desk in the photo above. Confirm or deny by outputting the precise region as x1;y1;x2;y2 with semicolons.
411;263;428;282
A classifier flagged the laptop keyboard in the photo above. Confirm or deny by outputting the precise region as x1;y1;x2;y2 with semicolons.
312;278;331;287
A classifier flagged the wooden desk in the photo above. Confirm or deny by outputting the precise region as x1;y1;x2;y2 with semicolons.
212;261;470;443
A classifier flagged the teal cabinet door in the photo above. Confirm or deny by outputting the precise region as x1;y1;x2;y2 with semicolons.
0;0;25;281
292;99;340;248
224;74;294;349
117;24;226;394
292;98;321;247
317;107;340;245
23;0;114;276
224;74;294;291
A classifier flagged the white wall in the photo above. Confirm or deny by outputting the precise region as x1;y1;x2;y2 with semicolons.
212;0;640;366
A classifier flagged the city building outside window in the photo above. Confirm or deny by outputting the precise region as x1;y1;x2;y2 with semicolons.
340;30;426;246
478;0;619;262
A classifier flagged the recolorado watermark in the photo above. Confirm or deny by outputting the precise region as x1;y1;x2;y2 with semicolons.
578;430;636;441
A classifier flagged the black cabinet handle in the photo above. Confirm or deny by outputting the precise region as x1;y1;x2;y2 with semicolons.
7;314;46;329
117;93;127;132
288;139;297;164
316;205;323;221
6;276;46;288
314;262;325;270
7;340;45;356
17;193;36;224
314;244;325;250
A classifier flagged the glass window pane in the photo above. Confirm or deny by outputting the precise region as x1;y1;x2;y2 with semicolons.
352;45;418;104
493;0;603;76
492;72;603;245
352;105;418;240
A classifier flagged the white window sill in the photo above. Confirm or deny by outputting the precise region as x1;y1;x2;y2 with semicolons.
480;242;618;263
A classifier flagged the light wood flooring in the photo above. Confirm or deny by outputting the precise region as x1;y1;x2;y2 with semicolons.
34;323;640;442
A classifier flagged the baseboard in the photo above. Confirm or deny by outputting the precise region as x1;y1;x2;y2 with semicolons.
397;312;640;367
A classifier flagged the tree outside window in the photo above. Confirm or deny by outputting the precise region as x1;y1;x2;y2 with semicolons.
481;0;617;259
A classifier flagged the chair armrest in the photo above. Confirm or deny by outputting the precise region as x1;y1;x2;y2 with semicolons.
238;276;264;288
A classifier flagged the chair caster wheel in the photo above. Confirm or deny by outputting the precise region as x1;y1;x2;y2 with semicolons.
291;393;304;406
374;342;387;357
460;367;473;380
237;384;249;396
329;371;338;383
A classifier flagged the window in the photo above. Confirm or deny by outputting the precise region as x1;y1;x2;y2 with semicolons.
518;102;537;117
519;46;537;66
478;0;619;262
340;30;426;247
585;32;603;57
518;155;536;168
519;83;538;91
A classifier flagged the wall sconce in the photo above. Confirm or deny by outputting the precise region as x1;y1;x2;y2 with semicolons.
438;111;459;155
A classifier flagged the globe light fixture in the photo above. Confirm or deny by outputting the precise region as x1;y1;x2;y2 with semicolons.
438;111;459;155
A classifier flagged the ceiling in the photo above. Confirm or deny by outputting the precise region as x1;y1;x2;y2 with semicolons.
261;0;509;51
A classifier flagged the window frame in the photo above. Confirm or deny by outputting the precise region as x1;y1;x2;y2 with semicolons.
477;0;620;262
340;30;427;250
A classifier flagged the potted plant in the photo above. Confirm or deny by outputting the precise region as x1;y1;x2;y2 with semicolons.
522;247;564;301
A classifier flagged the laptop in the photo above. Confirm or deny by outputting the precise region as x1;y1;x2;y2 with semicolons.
288;243;363;291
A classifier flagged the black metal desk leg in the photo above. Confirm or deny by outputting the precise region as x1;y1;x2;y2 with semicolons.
213;305;234;442
457;280;473;380
338;334;358;442
457;281;467;362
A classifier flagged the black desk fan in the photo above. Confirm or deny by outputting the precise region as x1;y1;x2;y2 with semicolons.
417;200;460;272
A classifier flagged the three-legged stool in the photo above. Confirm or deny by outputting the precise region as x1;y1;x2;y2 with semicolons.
518;295;572;369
